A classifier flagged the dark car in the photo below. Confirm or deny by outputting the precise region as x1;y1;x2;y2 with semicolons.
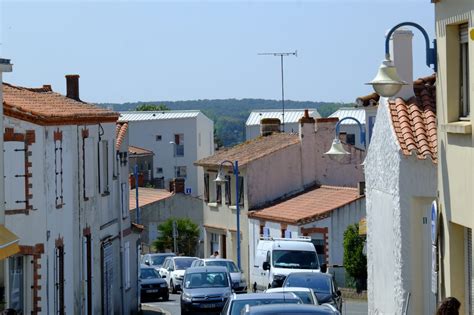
221;292;302;315
242;303;340;315
142;253;176;269
283;272;342;312
181;266;233;314
140;264;169;302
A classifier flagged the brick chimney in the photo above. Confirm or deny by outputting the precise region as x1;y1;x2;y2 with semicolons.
389;29;414;99
298;109;316;141
260;118;281;137
65;74;80;101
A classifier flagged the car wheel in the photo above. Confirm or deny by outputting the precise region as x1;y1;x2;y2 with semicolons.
162;292;169;301
171;280;177;294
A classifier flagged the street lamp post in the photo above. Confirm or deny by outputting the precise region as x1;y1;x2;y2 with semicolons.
214;160;241;270
324;117;366;161
367;22;437;97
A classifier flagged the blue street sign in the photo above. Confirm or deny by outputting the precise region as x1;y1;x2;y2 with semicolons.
431;201;437;244
185;188;192;195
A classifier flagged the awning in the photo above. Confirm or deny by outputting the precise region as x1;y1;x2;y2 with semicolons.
0;225;20;260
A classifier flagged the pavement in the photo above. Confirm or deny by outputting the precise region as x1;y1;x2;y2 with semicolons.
142;293;368;315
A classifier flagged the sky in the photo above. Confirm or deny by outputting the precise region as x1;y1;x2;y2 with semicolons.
1;1;435;104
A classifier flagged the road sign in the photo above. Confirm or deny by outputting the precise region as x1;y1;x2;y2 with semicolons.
185;188;192;195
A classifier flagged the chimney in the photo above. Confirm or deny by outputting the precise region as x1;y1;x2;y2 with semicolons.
65;74;80;101
358;181;366;196
298;109;316;140
260;118;281;137
389;28;414;99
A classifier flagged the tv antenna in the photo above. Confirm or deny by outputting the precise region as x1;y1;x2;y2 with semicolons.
258;50;297;132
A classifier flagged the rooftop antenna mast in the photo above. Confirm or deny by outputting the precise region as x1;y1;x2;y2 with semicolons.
258;50;297;132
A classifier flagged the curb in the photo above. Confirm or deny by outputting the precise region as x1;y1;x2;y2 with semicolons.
141;303;171;315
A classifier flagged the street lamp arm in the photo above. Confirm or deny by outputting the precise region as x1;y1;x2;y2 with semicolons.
335;117;366;148
384;21;437;71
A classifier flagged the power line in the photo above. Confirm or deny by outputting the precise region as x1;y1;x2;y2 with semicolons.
258;50;297;132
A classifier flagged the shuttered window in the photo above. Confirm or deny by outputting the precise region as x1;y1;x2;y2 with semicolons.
216;174;222;204
84;138;95;199
204;173;209;202
225;175;232;205
54;140;64;207
238;176;244;207
55;245;65;315
4;142;26;210
99;140;110;194
460;23;470;119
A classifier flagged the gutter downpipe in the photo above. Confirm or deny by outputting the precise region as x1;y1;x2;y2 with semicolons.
116;151;126;315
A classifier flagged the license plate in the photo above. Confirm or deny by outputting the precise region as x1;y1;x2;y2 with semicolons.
146;289;159;293
201;304;217;309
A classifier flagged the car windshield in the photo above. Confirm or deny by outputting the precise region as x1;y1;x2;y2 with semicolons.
206;260;239;273
290;291;314;304
140;268;160;279
230;298;300;315
284;276;331;294
272;250;319;269
151;255;172;266
175;258;196;270
184;272;229;289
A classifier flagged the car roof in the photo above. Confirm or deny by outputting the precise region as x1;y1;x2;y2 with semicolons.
200;258;234;263
266;287;314;293
172;256;198;260
148;253;176;257
287;272;332;279
186;266;228;273
231;292;300;301
140;264;154;269
246;303;336;314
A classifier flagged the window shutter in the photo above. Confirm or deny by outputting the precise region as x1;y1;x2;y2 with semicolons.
4;142;26;210
84;138;95;198
238;176;244;206
460;23;468;43
124;242;131;289
55;140;63;206
225;175;231;205
204;173;209;202
99;140;109;193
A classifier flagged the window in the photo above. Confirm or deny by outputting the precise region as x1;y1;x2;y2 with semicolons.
346;134;356;145
460;23;470;119
99;140;110;194
156;167;163;174
9;256;24;312
155;135;162;141
224;175;232;205
204;173;210;202
55;139;64;207
210;233;220;255
82;234;92;314
281;228;287;238
84;137;95;200
238;176;244;206
124;242;131;289
175;166;187;178
216;174;222;204
174;134;184;156
121;182;128;219
55;244;65;315
4;141;26;210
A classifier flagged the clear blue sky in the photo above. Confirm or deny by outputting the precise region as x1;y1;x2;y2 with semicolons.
1;1;434;104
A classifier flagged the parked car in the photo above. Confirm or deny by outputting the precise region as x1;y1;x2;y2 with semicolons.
191;258;247;293
180;266;233;314
160;256;198;293
221;292;302;315
142;253;176;269
241;303;340;315
140;264;169;301
283;272;342;312
265;287;318;305
251;237;324;291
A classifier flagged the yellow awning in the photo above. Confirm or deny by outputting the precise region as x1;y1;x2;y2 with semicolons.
0;225;20;260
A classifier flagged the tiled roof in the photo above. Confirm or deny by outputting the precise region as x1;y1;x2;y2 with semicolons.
195;132;300;168
389;74;437;162
246;109;321;126
129;145;153;156
356;93;379;107
129;188;173;210
248;185;363;225
115;122;128;150
3;83;119;125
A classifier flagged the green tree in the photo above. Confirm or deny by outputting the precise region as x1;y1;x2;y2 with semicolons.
343;223;367;292
136;104;170;111
152;218;200;256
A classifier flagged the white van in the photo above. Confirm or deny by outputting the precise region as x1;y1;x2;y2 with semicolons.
250;237;324;292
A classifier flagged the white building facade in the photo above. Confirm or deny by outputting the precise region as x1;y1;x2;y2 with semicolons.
119;111;214;198
245;109;320;140
2;77;140;314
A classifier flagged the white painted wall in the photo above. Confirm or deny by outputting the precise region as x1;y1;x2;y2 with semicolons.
365;98;436;315
126;113;213;197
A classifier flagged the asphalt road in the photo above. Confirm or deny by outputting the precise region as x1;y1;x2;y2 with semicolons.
143;294;368;315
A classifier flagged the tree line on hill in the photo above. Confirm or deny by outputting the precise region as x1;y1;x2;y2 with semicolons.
100;99;354;147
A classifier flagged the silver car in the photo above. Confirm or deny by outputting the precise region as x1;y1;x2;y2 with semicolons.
191;258;247;293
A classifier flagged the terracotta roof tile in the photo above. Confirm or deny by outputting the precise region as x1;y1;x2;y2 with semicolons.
195;132;300;168
388;74;437;163
248;185;363;225
129;188;173;210
128;145;153;156
356;92;380;107
3;83;119;125
115;122;128;150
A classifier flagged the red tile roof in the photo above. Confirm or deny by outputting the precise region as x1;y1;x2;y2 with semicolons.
115;122;128;150
129;188;173;210
356;92;380;107
129;145;153;156
3;83;119;125
389;74;437;163
195;133;300;168
248;185;363;225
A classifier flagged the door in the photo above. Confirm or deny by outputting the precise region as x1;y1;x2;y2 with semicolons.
101;242;114;315
9;256;24;313
221;234;227;258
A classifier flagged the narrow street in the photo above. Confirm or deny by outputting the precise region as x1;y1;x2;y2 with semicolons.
142;294;368;315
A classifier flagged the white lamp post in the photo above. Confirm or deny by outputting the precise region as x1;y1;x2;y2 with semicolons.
325;117;366;160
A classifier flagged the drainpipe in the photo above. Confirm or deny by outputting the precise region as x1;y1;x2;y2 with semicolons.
116;151;126;315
